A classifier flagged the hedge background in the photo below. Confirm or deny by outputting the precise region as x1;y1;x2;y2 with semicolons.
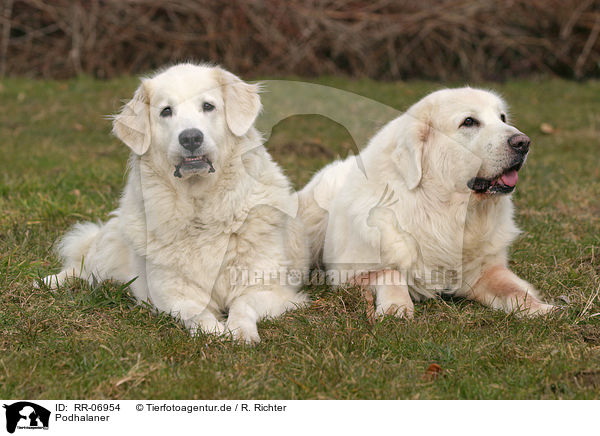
1;0;599;80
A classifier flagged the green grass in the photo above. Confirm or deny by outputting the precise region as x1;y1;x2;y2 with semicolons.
1;76;599;399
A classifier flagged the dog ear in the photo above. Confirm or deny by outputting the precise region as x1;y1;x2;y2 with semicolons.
220;70;262;137
112;81;151;155
390;115;430;190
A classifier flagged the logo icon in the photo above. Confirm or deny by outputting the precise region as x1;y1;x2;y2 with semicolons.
3;402;50;434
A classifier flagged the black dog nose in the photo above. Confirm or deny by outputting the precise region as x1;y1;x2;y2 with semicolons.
508;133;530;154
179;128;204;151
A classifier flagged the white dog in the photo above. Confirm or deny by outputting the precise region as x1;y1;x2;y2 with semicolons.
41;63;309;343
299;87;554;318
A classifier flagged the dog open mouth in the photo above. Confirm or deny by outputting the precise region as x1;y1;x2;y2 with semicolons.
467;162;522;195
173;155;215;178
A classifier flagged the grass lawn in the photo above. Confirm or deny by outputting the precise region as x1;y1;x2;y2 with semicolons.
0;75;599;399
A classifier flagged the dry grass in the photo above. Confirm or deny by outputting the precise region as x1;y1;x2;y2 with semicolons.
0;75;599;399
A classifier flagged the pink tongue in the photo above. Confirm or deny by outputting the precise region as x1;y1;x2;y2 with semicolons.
500;170;519;187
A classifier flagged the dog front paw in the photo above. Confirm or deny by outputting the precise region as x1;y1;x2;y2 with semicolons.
375;299;415;320
186;313;225;337
523;302;557;317
225;319;261;344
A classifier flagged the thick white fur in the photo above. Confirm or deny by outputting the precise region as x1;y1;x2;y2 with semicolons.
41;63;309;343
299;88;554;317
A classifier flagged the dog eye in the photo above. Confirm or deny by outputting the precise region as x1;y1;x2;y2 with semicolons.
500;114;506;122
160;106;172;117
202;102;215;112
460;117;479;128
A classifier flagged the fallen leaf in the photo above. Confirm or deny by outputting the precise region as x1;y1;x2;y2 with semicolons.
540;122;554;134
422;363;443;381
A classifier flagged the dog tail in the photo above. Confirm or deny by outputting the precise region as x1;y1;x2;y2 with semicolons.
56;221;102;270
36;221;103;290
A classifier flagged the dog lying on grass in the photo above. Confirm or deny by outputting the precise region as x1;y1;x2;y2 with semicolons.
299;88;555;318
40;63;310;343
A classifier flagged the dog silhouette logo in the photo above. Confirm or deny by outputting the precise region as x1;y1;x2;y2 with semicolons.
3;402;50;433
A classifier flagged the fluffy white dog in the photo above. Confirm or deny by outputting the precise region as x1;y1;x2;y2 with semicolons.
41;63;310;343
299;88;554;318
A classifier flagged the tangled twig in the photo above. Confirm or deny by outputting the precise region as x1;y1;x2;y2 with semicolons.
1;0;598;79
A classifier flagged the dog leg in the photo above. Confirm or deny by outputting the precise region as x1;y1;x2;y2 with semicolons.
467;265;555;316
373;269;415;319
145;264;220;335
352;270;414;319
365;193;422;272
186;311;225;337
225;287;309;344
128;252;150;303
173;299;224;337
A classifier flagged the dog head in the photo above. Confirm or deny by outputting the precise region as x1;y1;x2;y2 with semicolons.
390;87;530;195
112;63;262;180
